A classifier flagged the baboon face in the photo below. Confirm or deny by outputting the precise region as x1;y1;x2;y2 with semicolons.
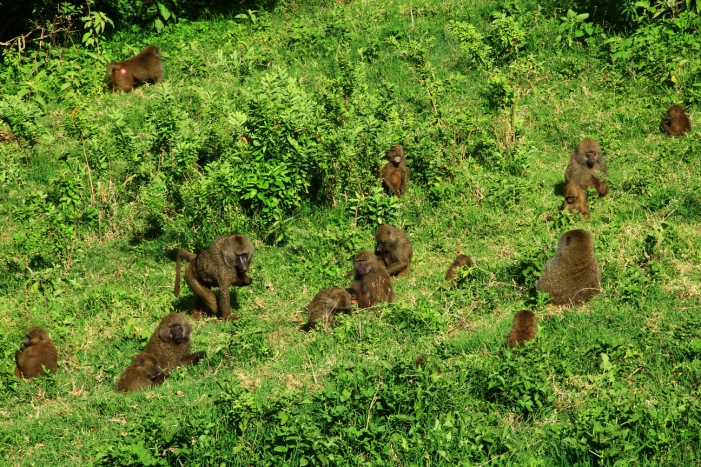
169;324;185;345
136;354;162;380
387;145;404;164
222;237;254;273
374;225;394;254
354;250;377;276
575;139;602;169
23;327;48;347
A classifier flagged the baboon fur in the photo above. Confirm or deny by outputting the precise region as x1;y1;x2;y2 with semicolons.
349;249;394;309
374;224;413;278
117;353;165;393
14;327;58;378
381;144;409;197
105;45;163;92
565;139;609;197
445;254;475;280
507;311;537;349
562;182;590;219
536;229;601;306
143;313;206;372
302;287;353;331
174;235;254;320
661;105;691;136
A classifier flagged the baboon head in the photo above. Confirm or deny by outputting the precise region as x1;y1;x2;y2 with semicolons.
667;105;685;117
575;139;602;169
354;250;378;276
223;235;255;273
557;229;593;255
386;145;405;165
563;182;580;204
23;327;49;347
157;313;192;345
374;225;396;254
134;353;163;381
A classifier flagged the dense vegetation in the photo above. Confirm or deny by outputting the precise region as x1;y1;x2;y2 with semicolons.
1;0;700;465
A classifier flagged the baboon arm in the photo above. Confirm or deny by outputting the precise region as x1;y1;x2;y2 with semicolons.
182;350;206;366
217;283;233;320
385;258;409;276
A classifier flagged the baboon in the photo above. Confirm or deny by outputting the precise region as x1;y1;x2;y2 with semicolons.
374;224;413;278
381;144;409;197
507;311;537;349
14;327;58;378
445;254;475;280
301;287;352;331
116;353;165;393
565;139;609;197
349;249;394;309
143;313;206;372
105;45;163;92
536;229;600;306
174;235;254;320
661;105;691;136
562;182;590;219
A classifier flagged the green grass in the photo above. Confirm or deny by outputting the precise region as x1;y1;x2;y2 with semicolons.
1;0;701;465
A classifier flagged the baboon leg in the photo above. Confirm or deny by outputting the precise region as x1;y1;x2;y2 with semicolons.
190;295;209;320
217;282;237;320
184;264;219;314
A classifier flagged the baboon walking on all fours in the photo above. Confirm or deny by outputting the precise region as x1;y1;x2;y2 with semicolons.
348;249;394;309
301;287;353;332
143;313;206;372
536;229;600;306
374;224;413;278
381;145;409;197
117;353;165;393
14;327;58;378
105;45;163;92
507;311;537;349
174;235;254;320
661;105;691;136
565;139;609;197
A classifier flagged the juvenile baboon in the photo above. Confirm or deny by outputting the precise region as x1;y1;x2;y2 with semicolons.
536;229;600;306
116;353;165;393
174;235;254;320
661;105;691;136
105;45;163;92
301;287;353;331
507;311;537;349
562;182;590;219
349;249;394;309
381;144;409;197
14;327;58;379
565;139;609;197
445;254;475;280
374;224;413;278
143;313;206;372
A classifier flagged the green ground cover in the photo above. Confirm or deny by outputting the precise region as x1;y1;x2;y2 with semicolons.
1;0;700;465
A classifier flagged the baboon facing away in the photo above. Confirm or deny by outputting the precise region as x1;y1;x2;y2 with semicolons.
445;254;475;280
536;229;600;306
507;311;537;349
562;182;590;219
349;249;394;309
105;45;163;92
301;287;353;332
117;353;165;393
661;105;691;136
381;145;409;197
174;235;254;320
374;224;413;278
143;313;206;372
14;327;58;378
565;139;609;197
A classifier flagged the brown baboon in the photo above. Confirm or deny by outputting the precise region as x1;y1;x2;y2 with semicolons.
143;313;206;372
661;105;691;136
562;182;590;219
507;311;537;349
174;235;254;320
14;327;58;378
445;254;475;280
381;145;409;197
536;229;600;306
565;139;609;197
374;224;413;278
349;249;394;309
105;45;163;92
116;353;165;393
301;287;353;331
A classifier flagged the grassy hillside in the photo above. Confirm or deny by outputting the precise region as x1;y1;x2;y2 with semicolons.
1;0;700;465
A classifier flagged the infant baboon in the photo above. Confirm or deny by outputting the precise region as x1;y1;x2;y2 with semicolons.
349;249;394;309
536;229;600;306
14;327;58;378
565;139;609;197
143;313;206;372
661;105;691;136
381;144;409;197
301;287;352;331
174;234;254;320
374;224;413;278
116;353;165;393
445;254;475;280
507;311;537;349
105;45;163;92
562;182;590;219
